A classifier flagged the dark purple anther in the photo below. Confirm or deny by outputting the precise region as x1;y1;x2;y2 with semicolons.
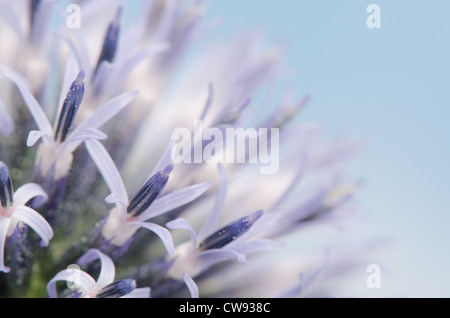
54;71;85;143
127;165;173;217
198;210;263;250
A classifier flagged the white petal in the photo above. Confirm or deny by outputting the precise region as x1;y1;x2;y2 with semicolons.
130;221;175;255
136;180;212;221
0;66;53;135
85;139;129;205
54;30;91;79
183;272;199;298
197;248;247;273
0;217;12;273
77;248;115;288
47;269;96;298
0;3;25;40
166;218;197;247
13;183;48;207
73;90;138;133
120;287;151;298
108;43;169;93
26;130;52;147
64;128;108;152
92;60;114;94
150;139;176;176
0;97;14;135
198;163;227;239
227;239;285;254
12;206;53;246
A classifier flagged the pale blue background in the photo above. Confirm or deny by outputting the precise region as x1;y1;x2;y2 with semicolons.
204;0;450;297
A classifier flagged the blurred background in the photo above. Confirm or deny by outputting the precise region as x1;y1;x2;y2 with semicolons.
203;0;450;297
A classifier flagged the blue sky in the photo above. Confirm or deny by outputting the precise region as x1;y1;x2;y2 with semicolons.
204;0;450;297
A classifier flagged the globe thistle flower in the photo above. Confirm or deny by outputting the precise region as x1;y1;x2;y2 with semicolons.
0;0;367;298
47;248;150;298
0;161;52;273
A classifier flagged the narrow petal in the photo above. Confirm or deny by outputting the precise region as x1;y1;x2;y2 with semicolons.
197;248;247;272
13;183;48;207
227;239;285;254
166;218;197;247
92;60;114;94
84;139;129;205
183;272;199;298
54;31;91;79
64;128;108;152
26;130;52;147
0;97;14;135
0;217;12;273
47;269;96;298
120;287;151;298
199;82;214;121
0;3;25;40
107;43;170;94
77;248;115;288
136;181;212;221
198;163;227;239
73;90;138;133
129;221;175;255
0;66;52;135
12;206;53;247
150;139;176;176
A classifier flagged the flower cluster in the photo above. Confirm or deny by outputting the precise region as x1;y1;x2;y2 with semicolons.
0;0;364;298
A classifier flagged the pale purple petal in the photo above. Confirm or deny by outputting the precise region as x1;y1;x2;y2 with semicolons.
120;287;151;298
183;272;199;298
47;269;96;298
64;128;108;152
26;130;52;147
197;248;247;272
166;218;197;246
30;0;57;46
13;183;48;207
12;206;53;247
0;3;25;40
0;66;53;135
199;82;214;121
77;248;115;288
198;163;227;239
0;217;12;273
278;273;305;298
150;139;176;175
129;221;175;255
84;139;129;205
0;97;14;135
227;239;285;254
107;43;170;94
92;60;114;93
73;90;138;133
54;30;91;79
136;180;212;221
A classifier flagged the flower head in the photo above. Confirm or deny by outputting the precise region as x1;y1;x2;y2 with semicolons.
47;248;149;298
0;0;367;299
0;161;52;273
